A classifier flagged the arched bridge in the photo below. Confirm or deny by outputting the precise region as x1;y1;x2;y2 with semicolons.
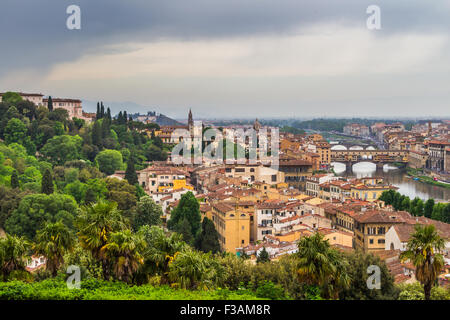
331;149;409;168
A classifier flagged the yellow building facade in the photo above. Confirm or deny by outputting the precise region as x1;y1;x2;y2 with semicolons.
211;203;251;253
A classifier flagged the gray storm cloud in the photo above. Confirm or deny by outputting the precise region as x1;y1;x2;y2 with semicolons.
1;0;449;76
0;0;449;118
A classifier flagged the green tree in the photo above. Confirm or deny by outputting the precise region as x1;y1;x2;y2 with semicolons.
40;135;83;165
132;196;162;230
124;156;138;185
257;247;270;263
41;169;54;195
168;247;223;289
4;118;27;145
137;225;186;284
102;229;146;283
175;218;194;245
95;149;123;175
104;177;137;211
167;192;201;239
431;203;445;221
195;217;221;254
0;186;29;229
341;250;398;300
146;144;167;161
296;233;350;299
442;204;450;223
0;234;30;280
47;96;53;111
91;121;103;148
34;221;75;276
1;92;23;105
64;181;87;203
400;225;445;300
5;193;78;240
10;170;19;189
76;200;127;279
424;199;435;218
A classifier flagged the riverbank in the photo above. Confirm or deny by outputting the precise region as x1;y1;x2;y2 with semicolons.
406;167;450;190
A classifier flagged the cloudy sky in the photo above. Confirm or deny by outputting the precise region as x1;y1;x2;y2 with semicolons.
1;0;449;119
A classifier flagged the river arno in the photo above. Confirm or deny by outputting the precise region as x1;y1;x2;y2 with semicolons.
332;162;450;202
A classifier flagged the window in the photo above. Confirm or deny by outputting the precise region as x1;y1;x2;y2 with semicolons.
369;239;374;244
378;239;385;244
250;168;255;172
235;168;245;173
271;175;277;182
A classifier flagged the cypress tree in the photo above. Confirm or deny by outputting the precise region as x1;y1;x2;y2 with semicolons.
125;156;138;185
195;217;221;253
175;218;194;245
10;170;19;189
100;102;105;119
257;247;270;263
41;169;54;195
96;102;100;119
92;121;103;147
123;111;128;124
107;107;112;122
101;117;110;139
118;111;123;124
47;96;53;111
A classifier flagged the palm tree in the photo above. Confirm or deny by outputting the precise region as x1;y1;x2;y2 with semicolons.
0;234;30;280
168;248;221;289
297;233;350;299
102;229;146;283
138;225;186;284
400;224;445;300
34;221;75;277
76;200;127;279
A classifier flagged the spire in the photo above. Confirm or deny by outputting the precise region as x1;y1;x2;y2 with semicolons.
253;118;261;131
188;108;193;128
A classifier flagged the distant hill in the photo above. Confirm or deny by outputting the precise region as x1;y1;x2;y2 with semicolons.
128;111;183;126
155;114;183;126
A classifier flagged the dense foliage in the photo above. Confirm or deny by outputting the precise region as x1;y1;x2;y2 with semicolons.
379;189;450;223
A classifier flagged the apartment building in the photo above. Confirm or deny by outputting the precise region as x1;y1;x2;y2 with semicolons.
224;164;284;185
353;210;409;252
137;166;193;194
210;202;250;253
278;157;314;190
426;140;450;172
343;123;370;137
0;92;44;106
44;98;83;120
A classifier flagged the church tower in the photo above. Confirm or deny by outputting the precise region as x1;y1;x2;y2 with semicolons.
188;108;194;136
253;118;261;131
188;109;193;128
